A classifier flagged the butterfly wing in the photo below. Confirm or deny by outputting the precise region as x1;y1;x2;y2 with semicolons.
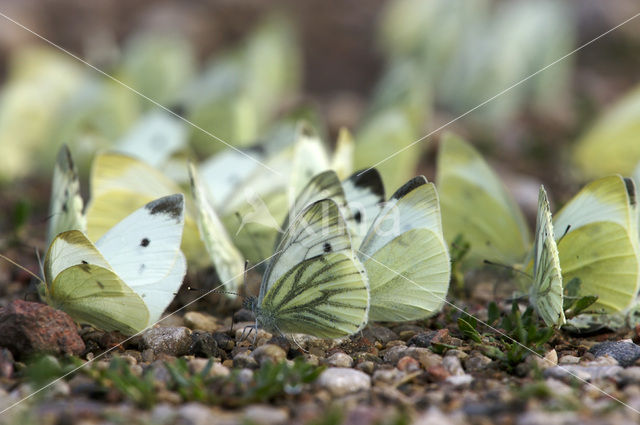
47;145;86;245
257;199;369;337
436;133;530;268
530;186;565;327
44;230;149;334
342;168;386;248
358;177;451;321
553;176;640;313
188;163;244;292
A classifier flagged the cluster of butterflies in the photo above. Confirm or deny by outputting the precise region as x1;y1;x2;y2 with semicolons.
437;134;640;328
40;122;451;339
38;115;640;339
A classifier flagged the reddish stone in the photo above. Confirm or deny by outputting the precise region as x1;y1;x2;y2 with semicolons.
426;364;450;382
0;300;85;358
397;356;420;372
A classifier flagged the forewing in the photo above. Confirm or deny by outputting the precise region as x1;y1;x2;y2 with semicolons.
530;186;565;327
189;163;244;292
359;177;451;321
436;133;530;267
95;194;185;286
47;145;86;245
342;168;385;248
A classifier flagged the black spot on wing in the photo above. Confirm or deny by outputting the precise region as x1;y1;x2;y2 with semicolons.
96;281;104;289
79;263;91;273
391;176;428;200
146;194;184;220
323;242;332;253
169;103;186;117
624;178;637;208
81;260;88;264
354;211;362;223
140;238;150;247
347;169;385;198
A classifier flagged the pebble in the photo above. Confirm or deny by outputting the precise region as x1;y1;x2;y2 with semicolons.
617;367;640;385
397;356;420;372
187;359;230;378
0;300;85;358
142;327;192;356
362;325;398;344
443;356;465;376
177;402;212;425
316;368;371;397
590;341;640;367
243;405;289;425
464;353;492;372
426;365;450;382
558;355;581;365
357;361;375;375
446;374;473;386
372;368;405;385
190;331;219;358
326;352;353;368
544;363;623;382
407;329;449;348
233;309;256;323
212;332;235;351
151;361;173;384
183;312;219;332
0;348;14;378
234;353;259;369
251;344;287;365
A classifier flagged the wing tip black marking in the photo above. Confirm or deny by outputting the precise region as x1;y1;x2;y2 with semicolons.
391;176;428;200
348;169;385;198
146;194;184;220
623;177;637;208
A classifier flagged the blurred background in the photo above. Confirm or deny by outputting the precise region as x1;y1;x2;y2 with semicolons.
1;0;640;236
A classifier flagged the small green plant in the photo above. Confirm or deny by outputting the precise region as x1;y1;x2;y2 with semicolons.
449;235;471;298
94;357;157;409
165;357;213;403
456;301;555;370
562;278;598;319
24;355;82;389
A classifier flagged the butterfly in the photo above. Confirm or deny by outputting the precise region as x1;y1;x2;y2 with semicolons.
247;198;370;338
42;194;187;335
529;186;565;327
436;132;530;269
84;151;205;268
437;133;640;316
283;169;451;322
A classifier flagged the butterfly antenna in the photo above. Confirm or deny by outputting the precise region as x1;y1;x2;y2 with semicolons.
556;225;572;246
483;260;532;279
0;254;45;285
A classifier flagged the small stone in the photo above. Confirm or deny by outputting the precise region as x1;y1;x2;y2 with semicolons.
543;364;623;382
188;358;230;378
303;354;320;366
559;355;580;365
357;361;375;375
426;365;449;382
151;361;172;384
407;329;448;348
0;300;85;358
142;327;192;356
212;332;235;351
178;402;212;425
443;356;465;376
184;312;219;332
267;335;291;353
243;405;289;425
618;367;640;386
382;346;408;364
326;352;353;368
590;341;640;367
119;354;137;366
362;325;398;344
234;353;259;369
372;368;404;385
397;356;420;372
251;344;287;365
317;368;371;396
234;326;271;344
464;353;492;372
446;374;473;386
157;390;182;404
190;331;219;358
415;350;443;369
385;340;406;348
0;348;14;378
142;349;155;363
